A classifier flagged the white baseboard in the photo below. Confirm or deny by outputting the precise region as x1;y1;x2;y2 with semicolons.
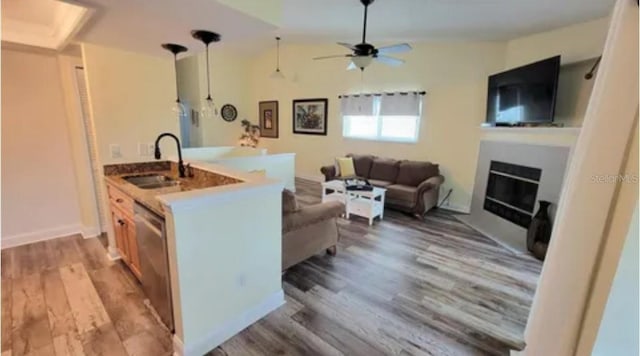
1;223;82;249
455;215;524;254
296;174;324;183
176;289;285;356
439;204;471;214
81;225;101;239
106;246;121;261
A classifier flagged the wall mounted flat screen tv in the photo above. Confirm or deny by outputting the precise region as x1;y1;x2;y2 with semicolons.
486;55;561;125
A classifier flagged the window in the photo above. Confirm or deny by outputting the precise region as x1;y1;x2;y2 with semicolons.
342;94;422;143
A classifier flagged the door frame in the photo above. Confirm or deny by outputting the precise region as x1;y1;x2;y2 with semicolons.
521;0;639;354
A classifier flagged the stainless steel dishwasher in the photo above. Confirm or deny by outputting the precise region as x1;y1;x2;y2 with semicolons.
134;203;174;331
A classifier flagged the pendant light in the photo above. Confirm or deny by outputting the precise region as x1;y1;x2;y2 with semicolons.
161;43;188;120
270;37;285;79
191;30;221;118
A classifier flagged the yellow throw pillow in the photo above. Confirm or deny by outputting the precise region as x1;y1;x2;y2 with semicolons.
336;157;356;177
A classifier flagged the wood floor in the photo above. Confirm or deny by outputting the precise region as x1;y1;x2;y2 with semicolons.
1;178;542;356
1;235;173;356
209;179;542;356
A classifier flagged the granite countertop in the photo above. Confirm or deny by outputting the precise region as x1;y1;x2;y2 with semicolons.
104;161;242;216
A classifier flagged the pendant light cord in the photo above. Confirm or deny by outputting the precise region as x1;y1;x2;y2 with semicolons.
205;43;212;99
173;53;180;102
276;37;281;71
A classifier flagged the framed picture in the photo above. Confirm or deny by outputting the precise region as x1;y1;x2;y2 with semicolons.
259;101;279;138
293;98;328;135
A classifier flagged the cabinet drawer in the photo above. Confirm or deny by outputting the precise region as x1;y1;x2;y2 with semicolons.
107;184;134;216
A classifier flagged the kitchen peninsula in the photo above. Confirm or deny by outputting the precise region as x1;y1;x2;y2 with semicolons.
104;160;284;356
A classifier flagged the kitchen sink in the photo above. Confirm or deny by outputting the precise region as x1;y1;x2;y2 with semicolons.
123;174;179;189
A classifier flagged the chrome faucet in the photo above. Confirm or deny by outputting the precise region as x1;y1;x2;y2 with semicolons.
154;133;186;178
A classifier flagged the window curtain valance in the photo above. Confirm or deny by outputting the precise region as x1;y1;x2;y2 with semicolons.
340;95;375;116
339;91;425;116
379;92;423;116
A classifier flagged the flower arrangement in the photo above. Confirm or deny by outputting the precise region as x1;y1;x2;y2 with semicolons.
238;119;261;148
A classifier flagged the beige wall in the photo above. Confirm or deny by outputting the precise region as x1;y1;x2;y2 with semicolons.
504;17;610;68
81;43;180;165
504;17;610;128
554;59;598;126
177;48;252;147
1;48;82;244
249;41;507;210
244;18;609;211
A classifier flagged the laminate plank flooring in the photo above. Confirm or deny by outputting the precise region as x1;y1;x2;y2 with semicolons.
209;178;542;356
1;278;11;352
59;263;111;334
2;178;541;356
52;332;85;356
42;270;76;337
1;234;172;356
11;273;51;356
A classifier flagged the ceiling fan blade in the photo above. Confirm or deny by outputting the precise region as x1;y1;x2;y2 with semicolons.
377;43;412;54
375;55;405;67
313;54;352;60
347;61;358;71
337;42;357;51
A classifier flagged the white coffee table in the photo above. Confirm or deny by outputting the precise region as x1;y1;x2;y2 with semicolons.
321;180;386;225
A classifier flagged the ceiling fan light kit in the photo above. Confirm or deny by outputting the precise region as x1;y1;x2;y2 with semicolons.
313;0;412;71
270;36;286;79
192;30;222;118
352;55;372;69
161;43;188;120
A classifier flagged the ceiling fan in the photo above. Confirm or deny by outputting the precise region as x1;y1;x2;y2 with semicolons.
313;0;412;71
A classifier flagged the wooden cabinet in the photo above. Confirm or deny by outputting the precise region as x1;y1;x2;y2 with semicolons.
107;183;142;279
125;216;141;277
111;208;128;261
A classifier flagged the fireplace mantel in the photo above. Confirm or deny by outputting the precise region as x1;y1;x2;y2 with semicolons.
480;126;581;135
480;126;581;149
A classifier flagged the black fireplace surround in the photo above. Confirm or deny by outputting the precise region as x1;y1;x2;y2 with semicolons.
484;161;541;228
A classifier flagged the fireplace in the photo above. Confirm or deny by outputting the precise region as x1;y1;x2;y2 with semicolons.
483;161;541;228
459;140;570;253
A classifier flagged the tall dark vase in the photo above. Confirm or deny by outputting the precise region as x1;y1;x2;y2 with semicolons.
527;200;552;260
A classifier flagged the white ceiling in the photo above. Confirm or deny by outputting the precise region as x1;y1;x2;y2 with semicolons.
1;0;615;56
60;0;277;56
278;0;615;44
3;0;59;27
1;0;91;50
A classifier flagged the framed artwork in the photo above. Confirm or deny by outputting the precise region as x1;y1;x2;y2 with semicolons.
292;98;328;135
259;101;279;138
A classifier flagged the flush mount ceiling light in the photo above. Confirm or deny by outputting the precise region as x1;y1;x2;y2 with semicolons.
270;37;285;79
161;43;188;120
191;30;222;119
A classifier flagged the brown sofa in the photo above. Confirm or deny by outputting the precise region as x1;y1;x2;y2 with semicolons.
282;189;344;270
321;154;444;216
